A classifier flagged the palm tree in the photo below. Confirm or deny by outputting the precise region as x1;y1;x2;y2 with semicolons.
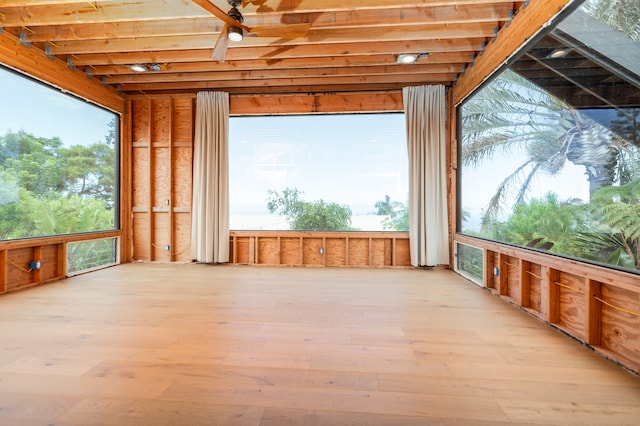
461;69;624;228
583;0;640;43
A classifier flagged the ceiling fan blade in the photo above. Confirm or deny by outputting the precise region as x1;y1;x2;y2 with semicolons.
211;24;230;62
248;23;311;38
191;0;250;31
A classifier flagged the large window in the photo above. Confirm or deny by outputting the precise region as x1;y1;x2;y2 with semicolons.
0;68;119;241
459;0;640;273
229;113;408;231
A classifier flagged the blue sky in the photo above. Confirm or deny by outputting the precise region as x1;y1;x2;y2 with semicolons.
0;67;116;147
229;113;409;216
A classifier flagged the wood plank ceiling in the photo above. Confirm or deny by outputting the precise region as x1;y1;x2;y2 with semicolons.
0;0;523;96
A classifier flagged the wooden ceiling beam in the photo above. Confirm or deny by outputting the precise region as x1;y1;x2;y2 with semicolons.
46;23;497;55
205;0;517;14
453;0;575;105
127;83;436;96
23;18;223;43
119;72;458;92
1;1;107;5
70;39;485;65
88;52;472;76
22;4;511;43
0;0;207;26
0;30;123;112
105;63;463;84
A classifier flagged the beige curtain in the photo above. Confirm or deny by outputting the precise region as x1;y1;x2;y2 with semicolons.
403;85;449;267
191;91;230;263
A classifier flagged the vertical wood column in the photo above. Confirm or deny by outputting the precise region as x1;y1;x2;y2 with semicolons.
168;99;175;261
586;279;602;346
484;249;494;289
519;259;531;308
542;266;560;324
57;243;67;277
0;250;7;293
498;253;508;296
120;109;132;263
147;100;155;260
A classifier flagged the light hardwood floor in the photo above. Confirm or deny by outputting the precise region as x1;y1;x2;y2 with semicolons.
0;264;639;425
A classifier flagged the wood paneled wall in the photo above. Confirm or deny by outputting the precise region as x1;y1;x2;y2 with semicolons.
127;92;405;264
455;234;640;375
129;95;195;262
230;231;411;267
0;231;119;295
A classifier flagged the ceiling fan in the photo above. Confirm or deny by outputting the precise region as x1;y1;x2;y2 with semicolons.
192;0;311;62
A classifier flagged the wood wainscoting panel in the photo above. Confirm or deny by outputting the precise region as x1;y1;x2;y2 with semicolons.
230;232;410;268
454;233;640;376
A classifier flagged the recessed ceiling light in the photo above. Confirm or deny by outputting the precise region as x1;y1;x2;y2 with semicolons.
129;64;148;72
546;48;571;59
396;52;429;64
397;54;418;64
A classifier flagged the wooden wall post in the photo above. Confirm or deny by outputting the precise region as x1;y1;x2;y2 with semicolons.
148;101;155;261
57;243;67;277
519;259;531;308
586;278;602;346
498;253;509;296
120;104;132;263
542;266;561;324
484;249;495;289
168;99;175;262
0;250;7;293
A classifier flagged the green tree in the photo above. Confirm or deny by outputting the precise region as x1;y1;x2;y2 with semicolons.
59;142;116;204
374;195;393;215
491;193;587;255
382;200;409;231
584;0;640;43
462;70;620;229
573;178;640;268
0;128;116;241
267;187;352;231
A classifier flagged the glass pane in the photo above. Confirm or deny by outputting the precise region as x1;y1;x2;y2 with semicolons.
455;242;484;285
459;0;640;273
0;68;119;241
67;237;118;275
229;114;408;231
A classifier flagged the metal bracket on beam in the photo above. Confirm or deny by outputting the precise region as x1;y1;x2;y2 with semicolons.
44;45;56;59
0;27;4;35
493;26;499;42
507;9;514;26
67;57;75;70
19;32;31;48
102;76;108;87
85;67;93;80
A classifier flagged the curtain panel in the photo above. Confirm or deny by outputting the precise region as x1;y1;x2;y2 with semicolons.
403;85;449;267
191;91;230;263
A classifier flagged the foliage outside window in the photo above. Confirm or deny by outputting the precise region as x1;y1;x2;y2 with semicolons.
459;0;640;273
0;68;118;242
229;114;408;231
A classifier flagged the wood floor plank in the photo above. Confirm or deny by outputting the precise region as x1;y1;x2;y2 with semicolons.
0;263;638;425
